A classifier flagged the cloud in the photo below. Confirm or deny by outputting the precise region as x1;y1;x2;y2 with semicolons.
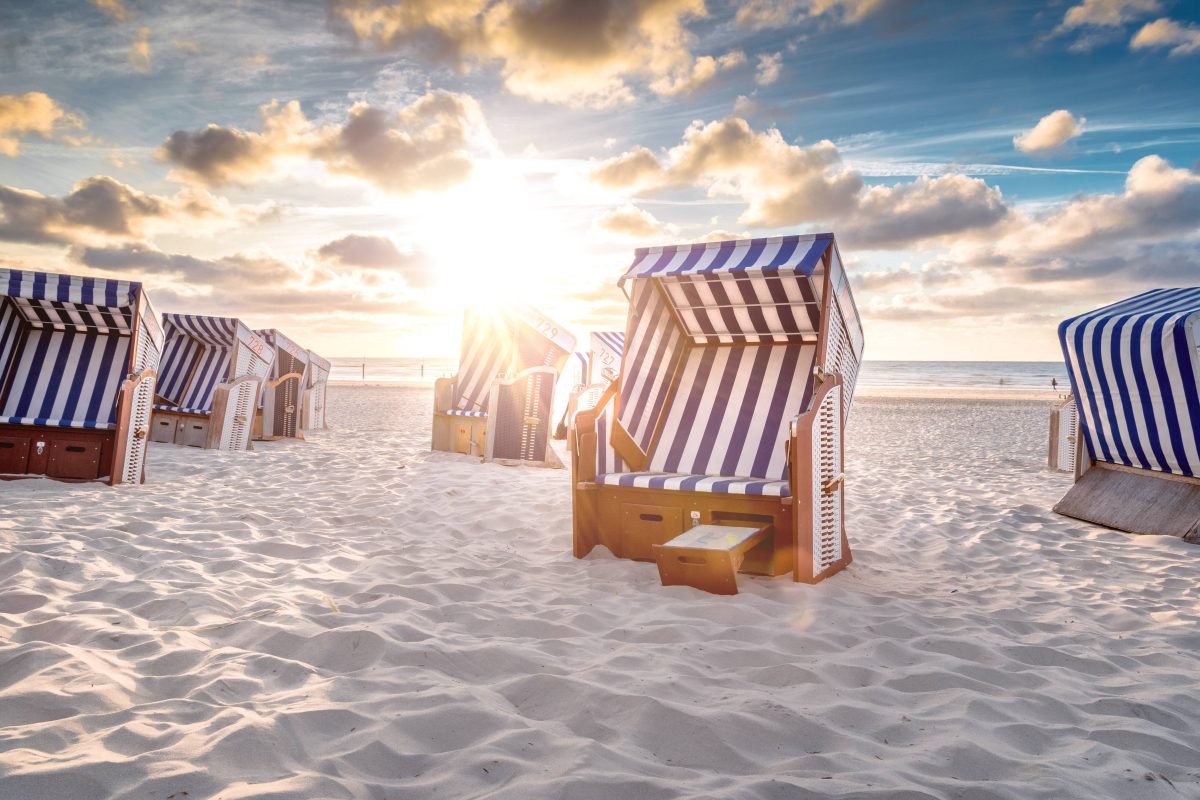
1057;0;1160;29
0;176;275;246
648;50;745;97
92;0;131;22
129;26;152;71
591;116;865;226
0;92;84;156
159;91;492;193
595;204;666;238
71;242;423;319
843;174;1008;248
590;116;1014;245
755;52;782;85
329;0;742;107
1013;109;1085;153
313;234;433;286
995;154;1200;255
1130;18;1200;56
735;0;884;28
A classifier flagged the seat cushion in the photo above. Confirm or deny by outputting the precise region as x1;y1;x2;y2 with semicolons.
445;409;487;418
3;416;115;430
154;402;209;416
595;471;790;497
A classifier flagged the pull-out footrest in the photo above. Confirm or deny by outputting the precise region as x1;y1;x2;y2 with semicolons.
653;524;768;595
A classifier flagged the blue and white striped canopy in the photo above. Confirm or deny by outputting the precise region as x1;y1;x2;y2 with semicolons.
1060;288;1200;478
0;269;142;429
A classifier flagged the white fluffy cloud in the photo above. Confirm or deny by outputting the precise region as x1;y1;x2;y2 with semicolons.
589;116;1008;245
1057;0;1161;29
0;92;85;157
329;0;741;108
595;204;667;238
1013;110;1085;153
159;91;493;192
754;52;782;86
0;176;275;246
1130;18;1200;56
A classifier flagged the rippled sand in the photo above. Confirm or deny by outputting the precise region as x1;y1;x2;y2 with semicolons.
1;386;1197;799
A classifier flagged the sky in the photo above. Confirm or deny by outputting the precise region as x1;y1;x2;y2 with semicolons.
0;0;1197;360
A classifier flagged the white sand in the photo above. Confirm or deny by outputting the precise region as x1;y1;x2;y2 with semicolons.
2;386;1199;799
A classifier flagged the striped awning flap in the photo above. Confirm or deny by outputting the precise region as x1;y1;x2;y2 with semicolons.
11;296;132;334
163;313;240;347
1059;287;1200;478
621;234;832;344
1;268;140;308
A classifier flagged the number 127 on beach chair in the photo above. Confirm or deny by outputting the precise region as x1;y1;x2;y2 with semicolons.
570;233;865;594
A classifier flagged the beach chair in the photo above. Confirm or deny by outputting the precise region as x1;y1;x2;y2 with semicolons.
301;350;331;431
1054;288;1200;540
150;314;274;451
564;331;626;428
253;329;309;441
0;268;162;484
570;233;865;593
1047;394;1079;473
432;305;576;464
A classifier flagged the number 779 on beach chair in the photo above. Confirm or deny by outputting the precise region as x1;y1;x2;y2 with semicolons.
570;233;865;594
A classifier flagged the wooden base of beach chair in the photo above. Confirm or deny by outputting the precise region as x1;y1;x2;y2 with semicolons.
574;484;793;576
1054;462;1200;540
654;524;769;595
150;411;210;448
431;412;487;456
0;424;115;483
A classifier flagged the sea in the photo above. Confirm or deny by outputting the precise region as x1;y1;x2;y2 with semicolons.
330;358;1070;391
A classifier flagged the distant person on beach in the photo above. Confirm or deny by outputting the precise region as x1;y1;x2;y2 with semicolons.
1052;378;1058;391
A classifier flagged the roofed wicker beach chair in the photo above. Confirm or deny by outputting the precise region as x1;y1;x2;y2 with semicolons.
302;350;331;431
151;314;274;451
565;331;626;429
1054;288;1200;540
253;328;310;441
0;268;162;484
433;305;576;465
570;233;865;594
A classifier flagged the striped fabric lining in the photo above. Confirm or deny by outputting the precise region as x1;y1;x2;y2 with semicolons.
446;409;487;418
454;310;516;413
0;300;20;391
616;281;687;455
663;272;822;344
594;398;625;475
453;307;573;414
156;314;241;415
1060;287;1200;477
622;234;830;283
647;344;815;480
593;331;625;355
153;402;208;415
2;328;130;428
12;297;132;334
595;472;790;497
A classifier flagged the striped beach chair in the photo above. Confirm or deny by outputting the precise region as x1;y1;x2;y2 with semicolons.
563;331;626;430
433;305;576;464
571;233;865;593
1054;288;1200;539
151;314;275;450
253;329;310;441
302;351;331;431
0;268;162;484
